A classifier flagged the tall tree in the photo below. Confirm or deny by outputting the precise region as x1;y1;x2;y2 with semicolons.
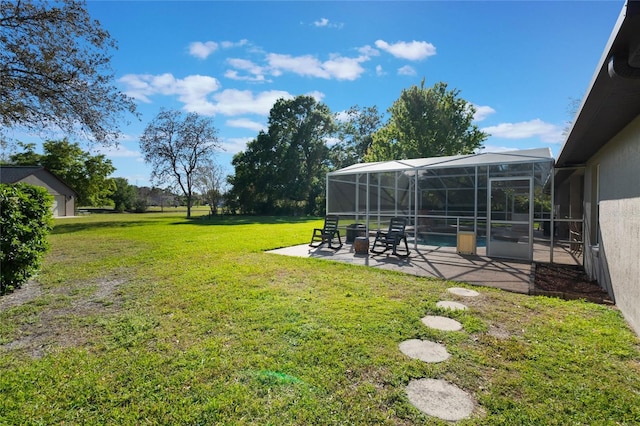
268;96;335;214
194;158;225;215
331;105;383;169
139;109;220;218
366;80;487;161
9;139;115;206
109;177;137;212
228;95;335;215
0;0;137;145
227;131;280;214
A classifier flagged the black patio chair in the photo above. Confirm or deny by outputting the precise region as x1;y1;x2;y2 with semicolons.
370;217;410;257
309;215;343;249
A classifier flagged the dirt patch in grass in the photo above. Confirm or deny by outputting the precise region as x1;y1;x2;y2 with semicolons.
0;280;42;311
0;277;124;358
532;263;613;305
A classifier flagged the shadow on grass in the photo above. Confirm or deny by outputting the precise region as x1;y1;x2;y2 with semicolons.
51;220;151;234
51;215;321;234
171;215;320;226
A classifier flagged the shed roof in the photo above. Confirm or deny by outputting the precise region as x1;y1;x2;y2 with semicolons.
0;166;45;183
0;166;77;195
328;148;553;176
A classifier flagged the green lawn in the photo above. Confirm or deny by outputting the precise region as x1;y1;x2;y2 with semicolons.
1;213;639;425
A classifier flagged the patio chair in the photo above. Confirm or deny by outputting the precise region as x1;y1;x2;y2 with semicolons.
370;217;410;257
309;215;343;249
569;221;583;256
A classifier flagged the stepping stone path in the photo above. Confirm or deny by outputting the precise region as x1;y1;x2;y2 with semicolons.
421;315;463;331
406;378;476;422
401;287;481;422
447;287;480;297
399;339;450;363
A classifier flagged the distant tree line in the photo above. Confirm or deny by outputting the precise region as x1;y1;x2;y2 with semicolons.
2;80;488;218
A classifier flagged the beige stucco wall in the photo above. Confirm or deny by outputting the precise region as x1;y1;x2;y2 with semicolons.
583;114;640;335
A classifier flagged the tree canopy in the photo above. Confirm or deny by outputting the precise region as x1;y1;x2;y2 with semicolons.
109;177;137;212
330;105;383;169
139;109;220;218
365;80;487;161
0;0;137;145
228;95;335;215
9;139;115;206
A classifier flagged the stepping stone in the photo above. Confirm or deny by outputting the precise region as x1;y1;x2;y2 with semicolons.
406;378;475;421
436;301;468;311
447;287;480;297
399;339;450;363
421;315;462;331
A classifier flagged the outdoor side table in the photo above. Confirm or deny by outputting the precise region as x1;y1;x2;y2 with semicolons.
354;236;369;254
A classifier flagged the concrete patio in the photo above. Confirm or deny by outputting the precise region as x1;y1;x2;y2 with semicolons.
268;239;582;295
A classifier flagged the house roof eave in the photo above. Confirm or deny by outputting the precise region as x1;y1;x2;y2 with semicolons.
557;0;640;168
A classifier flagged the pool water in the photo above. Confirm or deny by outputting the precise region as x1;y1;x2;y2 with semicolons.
419;234;487;248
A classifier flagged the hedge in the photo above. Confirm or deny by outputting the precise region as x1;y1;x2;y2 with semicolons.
0;183;53;294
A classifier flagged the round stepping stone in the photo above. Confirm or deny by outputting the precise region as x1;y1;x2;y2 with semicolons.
406;378;475;421
447;287;480;297
421;315;462;331
436;300;468;311
399;339;450;363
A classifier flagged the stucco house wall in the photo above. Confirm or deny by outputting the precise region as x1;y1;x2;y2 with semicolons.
582;115;640;334
556;0;640;335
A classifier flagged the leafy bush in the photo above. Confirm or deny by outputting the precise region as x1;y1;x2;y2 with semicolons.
132;197;148;213
0;183;53;294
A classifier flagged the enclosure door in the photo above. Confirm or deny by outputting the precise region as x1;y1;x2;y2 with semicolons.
487;178;533;261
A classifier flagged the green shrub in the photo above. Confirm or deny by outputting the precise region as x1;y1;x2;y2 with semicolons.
132;197;148;213
0;183;53;294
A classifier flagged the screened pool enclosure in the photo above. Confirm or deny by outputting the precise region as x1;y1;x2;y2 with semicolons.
326;148;557;262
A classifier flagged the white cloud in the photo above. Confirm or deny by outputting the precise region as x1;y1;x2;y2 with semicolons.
375;40;436;61
473;105;496;122
398;65;417;76
305;90;326;102
323;55;367;80
225;58;269;82
91;144;141;159
213;89;293;116
220;39;249;49
222;137;253;154
189;41;219;59
119;73;299;118
119;73;222;116
266;53;368;81
226;118;265;132
189;40;249;59
482;119;564;143
312;17;343;29
358;45;380;57
118;73;221;113
334;110;350;122
376;65;386;76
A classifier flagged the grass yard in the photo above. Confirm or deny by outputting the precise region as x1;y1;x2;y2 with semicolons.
1;213;639;425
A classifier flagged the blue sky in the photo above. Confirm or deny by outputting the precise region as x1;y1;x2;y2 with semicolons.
59;1;628;186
